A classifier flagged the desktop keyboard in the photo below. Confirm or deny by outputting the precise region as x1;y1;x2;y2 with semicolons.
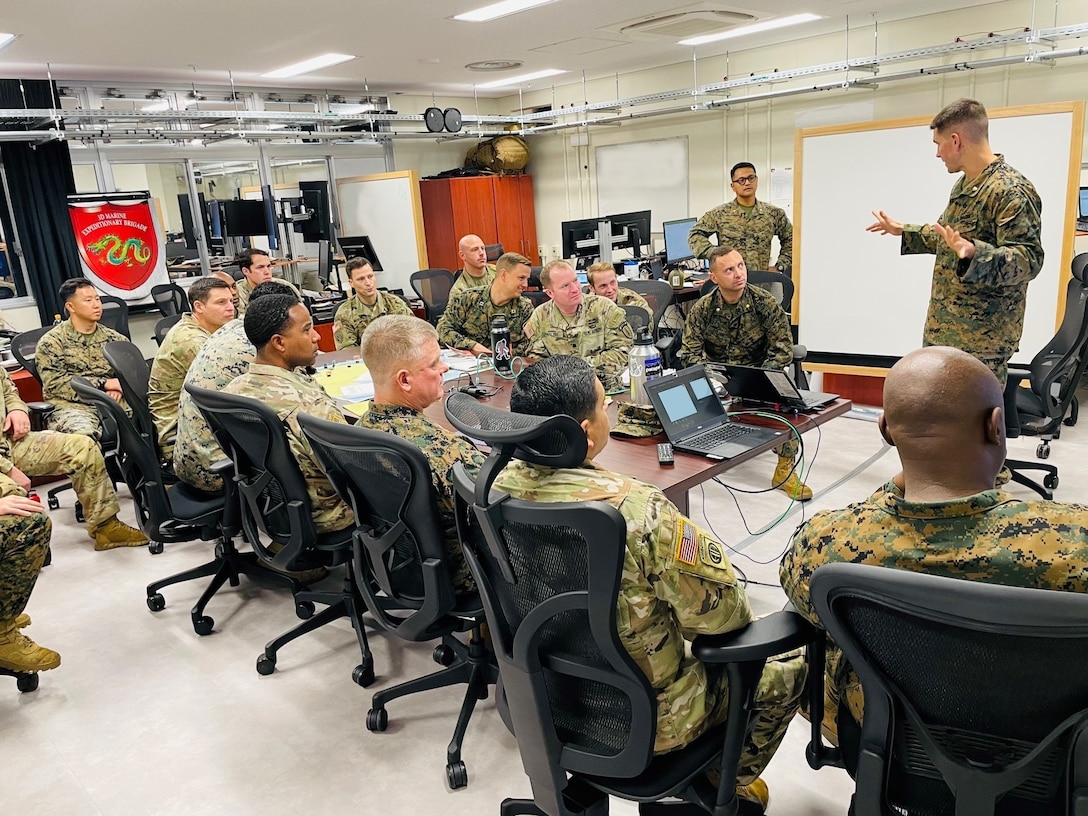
1077;219;1088;232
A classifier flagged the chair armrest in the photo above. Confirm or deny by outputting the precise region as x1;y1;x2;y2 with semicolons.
792;344;808;361
26;400;55;414
209;458;234;477
1006;364;1031;388
24;401;55;432
691;610;817;664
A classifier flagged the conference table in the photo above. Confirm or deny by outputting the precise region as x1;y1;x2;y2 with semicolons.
317;349;852;516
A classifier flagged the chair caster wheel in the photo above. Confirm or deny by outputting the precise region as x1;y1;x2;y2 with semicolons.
192;616;214;636
256;655;276;676
366;707;388;731
295;600;315;620
1044;473;1059;490
447;761;468;789
148;541;164;555
352;663;375;687
48;496;60;510
147;593;166;612
75;502;85;523
433;644;456;666
1037;443;1050;459
16;672;39;692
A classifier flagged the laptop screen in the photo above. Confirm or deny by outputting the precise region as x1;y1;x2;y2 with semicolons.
1080;187;1088;219
646;367;727;438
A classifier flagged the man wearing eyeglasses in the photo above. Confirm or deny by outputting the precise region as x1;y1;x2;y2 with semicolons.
688;162;793;277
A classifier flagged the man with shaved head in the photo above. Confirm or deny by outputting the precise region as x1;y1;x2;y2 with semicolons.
448;234;497;299
780;346;1088;751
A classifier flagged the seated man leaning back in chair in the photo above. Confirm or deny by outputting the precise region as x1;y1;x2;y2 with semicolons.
495;354;806;814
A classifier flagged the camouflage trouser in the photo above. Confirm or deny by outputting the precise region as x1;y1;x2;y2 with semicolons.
773;437;799;461
812;643;864;747
47;406;103;441
707;647;807;785
0;512;52;622
8;430;120;530
923;342;1010;389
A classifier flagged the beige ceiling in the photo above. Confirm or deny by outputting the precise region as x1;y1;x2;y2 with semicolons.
0;0;1003;98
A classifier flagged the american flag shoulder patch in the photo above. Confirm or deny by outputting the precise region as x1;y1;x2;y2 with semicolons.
674;520;698;566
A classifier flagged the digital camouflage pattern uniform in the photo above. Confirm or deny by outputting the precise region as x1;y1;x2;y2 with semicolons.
437;288;535;355
36;320;128;440
0;511;52;624
358;403;485;593
496;459;805;778
236;276;301;314
681;285;797;458
779;482;1088;739
0;367;119;531
688;200;793;275
173;320;255;492
524;294;634;392
615;287;653;321
448;264;497;300
148;313;211;462
224;363;354;534
901;155;1043;387
332;293;412;349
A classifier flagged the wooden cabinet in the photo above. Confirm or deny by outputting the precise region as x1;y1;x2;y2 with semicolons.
419;175;539;272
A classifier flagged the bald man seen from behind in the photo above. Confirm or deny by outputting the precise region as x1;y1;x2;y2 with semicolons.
780;346;1088;753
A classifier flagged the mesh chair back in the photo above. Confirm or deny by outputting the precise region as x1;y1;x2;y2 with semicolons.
153;314;183;346
151;283;189;317
10;326;52;382
103;341;157;455
99;295;131;338
622;304;650;335
484;243;504;262
299;414;459;640
625;280;674;335
1025;253;1088;417
746;269;795;312
410;269;455;324
523;289;550;307
812;563;1088;816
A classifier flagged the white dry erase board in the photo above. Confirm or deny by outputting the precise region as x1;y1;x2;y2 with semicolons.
336;170;428;294
795;102;1085;366
596;137;690;229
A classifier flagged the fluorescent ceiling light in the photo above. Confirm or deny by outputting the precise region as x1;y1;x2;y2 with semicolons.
261;53;355;79
0;33;15;51
453;0;557;23
476;68;565;89
679;13;822;46
142;101;171;112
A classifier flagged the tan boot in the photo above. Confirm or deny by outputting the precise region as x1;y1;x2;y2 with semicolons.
772;455;812;501
0;619;61;672
735;777;769;814
93;517;149;551
14;612;31;629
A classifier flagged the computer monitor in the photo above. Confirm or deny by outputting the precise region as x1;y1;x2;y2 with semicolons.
663;217;697;264
561;211;652;262
300;180;331;243
177;192;210;250
338;235;383;271
222;199;269;238
1079;186;1088;219
607;210;652;258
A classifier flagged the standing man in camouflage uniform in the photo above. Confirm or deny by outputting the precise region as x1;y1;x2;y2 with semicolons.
524;260;634;392
681;246;811;501
0;366;146;549
867;98;1043;387
234;248;301;314
36;278;128;440
359;315;485;593
496;355;805;813
780;347;1088;752
438;252;534;357
586;261;653;321
448;234;497;299
689;162;793;276
224;294;353;534
148;277;236;462
173;281;294;492
332;257;411;349
0;498;58;673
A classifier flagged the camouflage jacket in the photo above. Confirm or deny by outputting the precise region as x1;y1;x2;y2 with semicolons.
0;367;30;472
616;287;653;321
358;402;485;592
495;459;757;753
437;287;534;355
36;320;128;411
448;264;497;300
524;294;634;392
688;199;793;274
333;292;412;349
236;276;301;313
148;314;211;456
680;285;793;369
223;363;353;534
901;155;1043;361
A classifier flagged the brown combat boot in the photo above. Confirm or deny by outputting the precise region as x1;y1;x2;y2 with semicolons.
14;612;31;629
0;619;61;672
772;455;812;501
735;777;770;814
93;517;149;551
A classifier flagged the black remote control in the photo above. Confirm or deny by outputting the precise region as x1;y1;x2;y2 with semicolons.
657;442;675;466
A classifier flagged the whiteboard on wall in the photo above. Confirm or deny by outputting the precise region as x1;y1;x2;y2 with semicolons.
797;102;1083;366
336;170;427;295
596;138;689;230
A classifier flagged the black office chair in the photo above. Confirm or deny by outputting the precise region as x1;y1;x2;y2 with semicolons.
523;289;550;308
153;314;183;346
151;283;190;317
627;279;681;368
103;341;161;460
621;303;650;335
484;243;504;262
445;393;817;816
99;295;131;339
185;385;375;685
298;414;496;789
1003;252;1088;499
811;562;1088;816
410;269;456;325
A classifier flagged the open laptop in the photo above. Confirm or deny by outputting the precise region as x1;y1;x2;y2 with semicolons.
644;366;783;460
719;363;839;411
1077;186;1088;232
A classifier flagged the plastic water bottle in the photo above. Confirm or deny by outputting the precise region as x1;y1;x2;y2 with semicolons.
491;313;512;373
629;327;661;404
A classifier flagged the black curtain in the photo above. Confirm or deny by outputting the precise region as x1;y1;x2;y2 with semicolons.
0;78;80;325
